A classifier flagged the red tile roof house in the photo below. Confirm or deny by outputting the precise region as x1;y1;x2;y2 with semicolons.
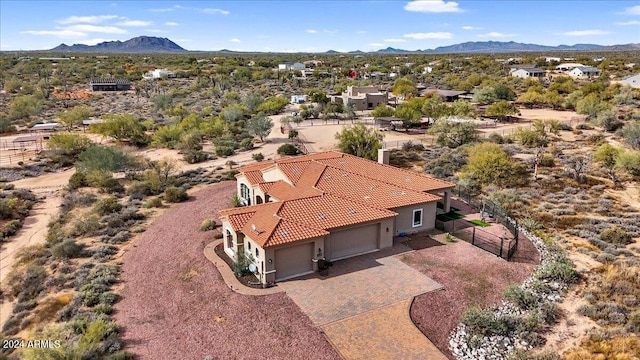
219;150;455;286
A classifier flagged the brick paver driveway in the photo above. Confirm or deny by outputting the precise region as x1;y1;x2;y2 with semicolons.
278;245;446;359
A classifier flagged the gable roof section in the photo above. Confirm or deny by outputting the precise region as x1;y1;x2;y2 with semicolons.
315;166;440;209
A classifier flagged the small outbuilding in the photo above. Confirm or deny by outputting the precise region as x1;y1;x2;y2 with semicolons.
89;78;132;91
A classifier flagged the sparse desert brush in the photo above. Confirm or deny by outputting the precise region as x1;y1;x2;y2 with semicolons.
564;335;640;360
200;219;217;231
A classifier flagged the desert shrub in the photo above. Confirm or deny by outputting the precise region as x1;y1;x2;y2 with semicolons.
586;133;605;145
576;123;593;130
183;150;209;164
402;141;425;152
99;291;119;306
215;145;234;157
52;239;84;259
200;219;217;231
239;138;254;150
252;152;265;162
68;172;88;189
538;154;555;167
93;303;114;315
537;258;580;284
93;245;118;261
143;197;163;208
79;283;110;307
505;285;540;310
94;196;122;216
600;226;633;246
127;180;157;196
10;264;47;301
277;143;301;155
1;219;23;240
2;316;20;335
163;186;188;203
519;217;543;231
462;306;499;336
13;298;38;313
104;230;131;244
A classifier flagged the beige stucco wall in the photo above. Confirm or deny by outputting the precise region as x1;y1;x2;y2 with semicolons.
392;201;437;235
261;166;289;183
261;236;325;284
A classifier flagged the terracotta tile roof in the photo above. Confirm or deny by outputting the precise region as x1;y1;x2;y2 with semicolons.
315;167;441;209
267;180;322;201
258;182;275;193
243;170;266;185
277;161;312;184
226;212;255;231
238;161;275;173
279;194;397;230
316;153;454;192
263;219;329;247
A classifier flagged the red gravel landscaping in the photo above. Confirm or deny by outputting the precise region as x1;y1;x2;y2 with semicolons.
401;237;540;359
114;181;340;360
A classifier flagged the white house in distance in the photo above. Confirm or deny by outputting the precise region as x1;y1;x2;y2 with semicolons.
511;67;546;79
142;68;176;80
278;62;306;71
621;73;640;88
555;63;584;71
219;150;455;285
331;86;389;111
569;66;601;78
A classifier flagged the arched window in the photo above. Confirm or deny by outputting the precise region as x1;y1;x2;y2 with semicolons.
256;195;263;204
240;184;251;205
225;229;233;249
255;248;259;258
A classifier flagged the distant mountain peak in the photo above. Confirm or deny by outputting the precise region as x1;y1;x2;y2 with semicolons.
49;36;186;53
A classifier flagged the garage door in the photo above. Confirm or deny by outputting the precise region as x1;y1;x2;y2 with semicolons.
275;243;314;281
329;224;379;260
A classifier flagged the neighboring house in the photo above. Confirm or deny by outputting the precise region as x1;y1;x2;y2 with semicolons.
331;86;388;111
290;95;307;104
555;63;584;71
219;150;455;285
569;66;601;78
419;89;468;102
89;78;132;91
278;62;306;71
545;57;561;63
142;68;176;79
508;64;537;74
422;66;433;74
511;68;546;79
621;73;640;88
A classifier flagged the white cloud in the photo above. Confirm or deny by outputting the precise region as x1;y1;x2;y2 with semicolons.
165;21;179;26
65;24;127;34
615;20;640;25
357;30;367;34
404;0;463;13
230;38;241;43
462;25;481;30
21;29;87;38
117;20;152;27
82;38;112;45
384;38;407;43
306;29;318;34
149;7;174;12
477;32;517;38
624;5;640;15
404;32;453;39
368;43;384;47
202;8;230;15
323;29;338;34
57;15;118;24
557;29;611;36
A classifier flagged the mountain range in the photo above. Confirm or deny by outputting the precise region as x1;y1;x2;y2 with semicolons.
45;36;640;54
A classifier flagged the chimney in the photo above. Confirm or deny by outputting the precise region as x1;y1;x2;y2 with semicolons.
378;148;389;165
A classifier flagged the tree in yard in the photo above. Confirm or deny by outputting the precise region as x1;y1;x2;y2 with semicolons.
459;142;527;188
563;154;590;183
516;90;545;109
322;102;343;120
370;103;395;118
450;100;477;118
335;123;384;160
48;133;94;159
151;125;184;149
247;114;274;142
255;96;289;115
594;143;622;185
395;97;425;127
576;94;613;121
485;101;519;121
515;119;561;148
619;122;640;150
277;143;301;156
392;77;417;100
57;106;93;131
472;86;497;105
220;104;247;123
8;95;42;120
225;160;238;169
90;114;149;146
421;95;450;122
428;120;477;148
494;84;516;101
77;146;130;173
146;157;177;187
305;88;330;105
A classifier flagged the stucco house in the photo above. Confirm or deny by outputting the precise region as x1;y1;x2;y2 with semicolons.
569;66;601;78
331;86;389;111
278;62;306;71
621;73;640;88
511;68;546;79
219;150;455;285
142;68;176;80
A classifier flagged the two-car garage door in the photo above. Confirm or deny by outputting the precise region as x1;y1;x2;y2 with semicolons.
275;242;314;281
328;223;379;260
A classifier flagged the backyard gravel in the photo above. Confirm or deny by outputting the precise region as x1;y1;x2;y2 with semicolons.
114;181;340;360
402;238;539;360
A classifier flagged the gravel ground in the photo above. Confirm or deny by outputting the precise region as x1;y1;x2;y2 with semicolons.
114;181;339;360
402;238;539;360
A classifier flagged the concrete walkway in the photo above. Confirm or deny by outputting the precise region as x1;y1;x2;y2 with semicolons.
203;240;283;295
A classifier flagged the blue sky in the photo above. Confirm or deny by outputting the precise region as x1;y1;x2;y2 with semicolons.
1;1;639;52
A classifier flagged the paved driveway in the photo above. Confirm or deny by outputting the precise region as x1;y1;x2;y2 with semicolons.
278;245;447;359
279;245;443;325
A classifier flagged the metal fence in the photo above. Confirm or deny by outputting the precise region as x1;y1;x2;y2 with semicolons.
450;187;520;260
